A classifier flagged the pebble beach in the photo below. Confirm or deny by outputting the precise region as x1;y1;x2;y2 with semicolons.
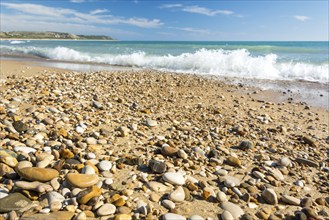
0;60;328;220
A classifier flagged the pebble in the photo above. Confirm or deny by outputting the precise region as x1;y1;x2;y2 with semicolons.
97;203;116;216
226;156;242;167
66;173;99;188
162;199;175;210
220;202;245;219
15;181;53;193
149;160;167;173
224;176;241;187
216;191;227;202
14;146;36;154
115;214;132;220
221;210;234;220
262;188;278;205
77;185;102;204
238;140;253;150
98;160;112;171
163;172;185;185
169;186;185;202
16;167;59;182
295;158;319;167
281;195;301;205
163;213;186;220
189;215;205;220
278;157;291;167
147;181;168;192
0;193;32;212
146;119;158;127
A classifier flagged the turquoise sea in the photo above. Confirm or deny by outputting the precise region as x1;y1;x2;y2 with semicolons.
1;40;328;83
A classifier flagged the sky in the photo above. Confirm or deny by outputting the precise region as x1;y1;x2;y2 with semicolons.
0;0;328;41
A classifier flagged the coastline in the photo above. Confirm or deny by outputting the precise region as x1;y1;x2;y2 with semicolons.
1;56;328;109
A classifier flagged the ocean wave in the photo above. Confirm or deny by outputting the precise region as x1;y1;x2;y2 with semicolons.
9;40;27;44
1;45;328;83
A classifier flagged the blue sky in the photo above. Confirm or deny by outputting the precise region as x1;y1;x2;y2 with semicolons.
1;0;328;41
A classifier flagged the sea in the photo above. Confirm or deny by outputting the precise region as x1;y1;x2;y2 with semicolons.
1;40;328;83
1;40;329;108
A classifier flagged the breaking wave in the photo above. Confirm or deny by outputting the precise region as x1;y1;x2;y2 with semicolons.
1;45;328;83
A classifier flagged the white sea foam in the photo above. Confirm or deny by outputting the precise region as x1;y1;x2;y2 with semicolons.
9;40;26;44
2;46;328;83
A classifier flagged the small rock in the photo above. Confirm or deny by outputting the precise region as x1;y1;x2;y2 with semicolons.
163;213;186;220
98;160;112;171
77;185;102;204
189;215;205;220
281;195;301;206
66;173;99;188
163;172;185;185
295;158;318;167
238;140;253;150
149;160;167;173
224;176;241;188
278;157;291;167
303;136;317;147
147;181;168;192
16;167;59;182
217;191;227;202
221;211;234;220
0;193;32;212
162;199;175;210
12;121;28;133
226;156;242;167
220;202;245;219
146;119;157;127
169;186;185;202
262;188;278;205
161;145;178;157
97;203;116;216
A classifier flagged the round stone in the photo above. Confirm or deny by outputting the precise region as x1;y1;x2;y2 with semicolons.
147;181;168;192
224;176;241;188
16;167;59;182
217;191;227;202
279;157;291;167
162;172;185;185
220;202;244;219
66;173;99;188
162;200;175;210
238;140;253;150
221;211;234;220
98;160;112;171
189;215;204;220
97;203;116;216
169;186;185;202
163;213;186;220
146;119;157;127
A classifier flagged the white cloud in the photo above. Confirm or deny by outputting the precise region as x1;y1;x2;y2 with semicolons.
294;15;310;21
0;2;163;29
160;4;183;9
160;4;234;17
183;5;233;16
90;8;109;15
169;27;209;34
70;0;85;3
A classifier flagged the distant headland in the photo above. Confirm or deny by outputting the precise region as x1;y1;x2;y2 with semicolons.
0;31;114;40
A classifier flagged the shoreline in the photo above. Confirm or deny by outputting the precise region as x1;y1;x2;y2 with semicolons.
1;57;328;110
